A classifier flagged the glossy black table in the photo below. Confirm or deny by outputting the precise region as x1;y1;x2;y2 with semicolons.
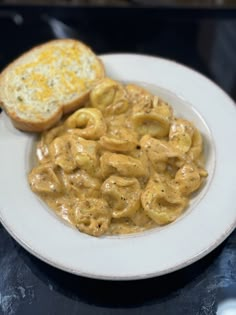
0;6;236;315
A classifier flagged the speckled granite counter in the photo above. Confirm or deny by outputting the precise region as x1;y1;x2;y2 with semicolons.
1;225;236;314
0;6;235;315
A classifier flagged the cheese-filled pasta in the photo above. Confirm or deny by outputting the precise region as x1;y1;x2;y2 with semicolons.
101;175;141;218
65;108;106;140
29;79;208;236
90;78;129;115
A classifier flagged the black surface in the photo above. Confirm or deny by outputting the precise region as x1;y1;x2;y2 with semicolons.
0;6;236;315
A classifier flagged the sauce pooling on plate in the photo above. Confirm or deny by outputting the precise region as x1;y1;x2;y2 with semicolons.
28;78;208;237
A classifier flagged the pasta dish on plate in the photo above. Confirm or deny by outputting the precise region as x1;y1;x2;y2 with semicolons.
28;78;208;237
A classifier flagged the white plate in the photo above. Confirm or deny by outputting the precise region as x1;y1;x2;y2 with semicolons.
0;54;236;280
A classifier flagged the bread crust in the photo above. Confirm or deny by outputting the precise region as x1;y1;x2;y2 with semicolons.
0;39;105;132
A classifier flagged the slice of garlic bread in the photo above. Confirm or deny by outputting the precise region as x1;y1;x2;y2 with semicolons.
0;39;105;132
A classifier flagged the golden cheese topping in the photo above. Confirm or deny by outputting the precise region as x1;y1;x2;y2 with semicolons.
5;40;103;120
28;78;208;237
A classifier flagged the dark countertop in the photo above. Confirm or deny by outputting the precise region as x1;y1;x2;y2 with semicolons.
0;6;236;315
1;1;236;8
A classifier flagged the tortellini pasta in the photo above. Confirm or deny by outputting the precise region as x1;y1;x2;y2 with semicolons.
60;169;101;198
29;79;208;237
174;163;203;196
36;125;65;163
100;152;148;178
141;174;188;225
140;135;183;172
90;78;129;115
65;108;106;140
169;118;194;153
188;128;203;161
131;86;173;138
49;135;77;172
101;175;141;218
49;135;98;174
75;198;111;236
29;163;62;194
99;127;138;152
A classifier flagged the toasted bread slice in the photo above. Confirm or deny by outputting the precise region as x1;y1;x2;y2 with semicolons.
0;39;105;132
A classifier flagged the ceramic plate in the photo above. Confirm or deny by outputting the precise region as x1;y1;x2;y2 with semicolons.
0;54;236;280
